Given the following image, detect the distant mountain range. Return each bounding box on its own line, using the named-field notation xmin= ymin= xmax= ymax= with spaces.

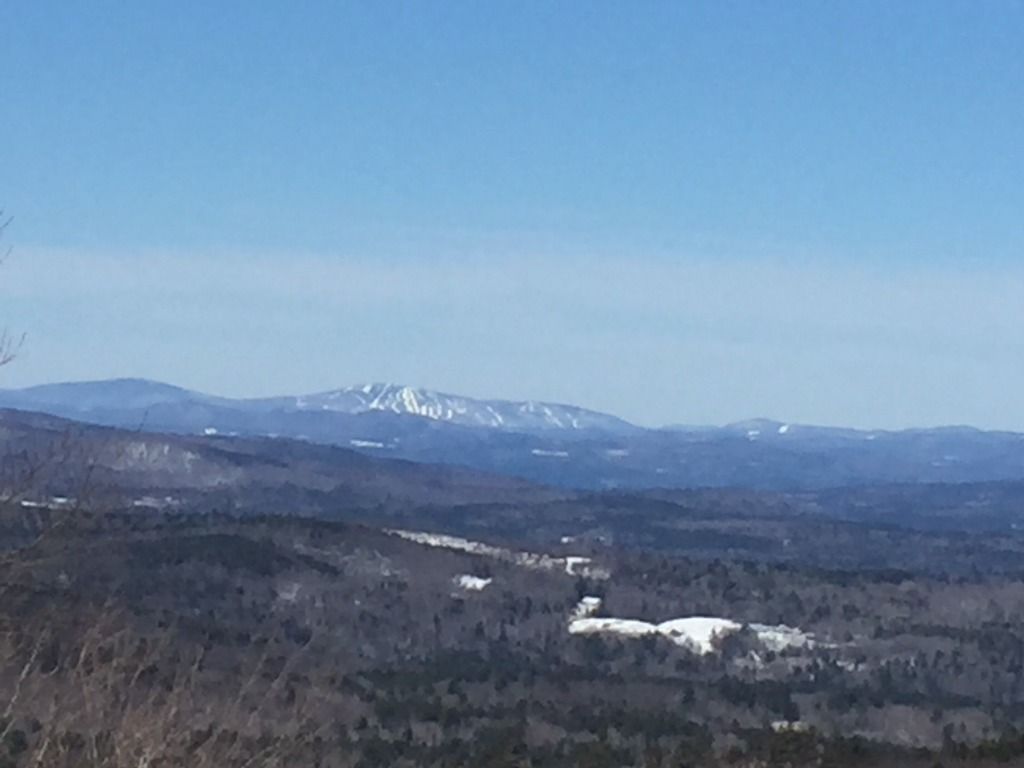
xmin=3 ymin=377 xmax=1024 ymax=490
xmin=0 ymin=379 xmax=635 ymax=433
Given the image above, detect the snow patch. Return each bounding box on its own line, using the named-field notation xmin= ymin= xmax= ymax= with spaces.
xmin=748 ymin=623 xmax=815 ymax=652
xmin=658 ymin=618 xmax=742 ymax=653
xmin=350 ymin=439 xmax=386 ymax=449
xmin=387 ymin=529 xmax=610 ymax=579
xmin=569 ymin=614 xmax=814 ymax=655
xmin=455 ymin=574 xmax=492 ymax=591
xmin=564 ymin=556 xmax=592 ymax=575
xmin=570 ymin=618 xmax=662 ymax=640
xmin=295 ymin=383 xmax=631 ymax=433
xmin=572 ymin=596 xmax=603 ymax=619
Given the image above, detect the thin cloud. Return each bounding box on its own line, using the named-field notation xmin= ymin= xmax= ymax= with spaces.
xmin=5 ymin=247 xmax=1024 ymax=430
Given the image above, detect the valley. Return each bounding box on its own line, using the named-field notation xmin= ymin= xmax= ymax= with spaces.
xmin=4 ymin=400 xmax=1024 ymax=765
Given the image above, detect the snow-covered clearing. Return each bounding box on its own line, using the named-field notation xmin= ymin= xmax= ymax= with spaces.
xmin=572 ymin=596 xmax=603 ymax=619
xmin=349 ymin=439 xmax=386 ymax=449
xmin=569 ymin=613 xmax=815 ymax=655
xmin=454 ymin=574 xmax=492 ymax=591
xmin=387 ymin=529 xmax=610 ymax=579
xmin=530 ymin=448 xmax=570 ymax=458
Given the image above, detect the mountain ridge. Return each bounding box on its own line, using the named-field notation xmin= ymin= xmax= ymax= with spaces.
xmin=6 ymin=378 xmax=1024 ymax=491
xmin=5 ymin=377 xmax=1020 ymax=436
xmin=0 ymin=377 xmax=638 ymax=434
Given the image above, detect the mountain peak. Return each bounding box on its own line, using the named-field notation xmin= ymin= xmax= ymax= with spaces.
xmin=2 ymin=377 xmax=204 ymax=411
xmin=292 ymin=383 xmax=636 ymax=433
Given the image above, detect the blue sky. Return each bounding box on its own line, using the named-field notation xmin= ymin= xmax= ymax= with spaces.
xmin=2 ymin=2 xmax=1023 ymax=428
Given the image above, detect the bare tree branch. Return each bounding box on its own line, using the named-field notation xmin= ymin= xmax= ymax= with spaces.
xmin=0 ymin=210 xmax=23 ymax=368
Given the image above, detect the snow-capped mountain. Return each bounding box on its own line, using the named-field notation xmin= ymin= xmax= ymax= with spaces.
xmin=6 ymin=378 xmax=1024 ymax=492
xmin=0 ymin=378 xmax=637 ymax=435
xmin=286 ymin=383 xmax=637 ymax=433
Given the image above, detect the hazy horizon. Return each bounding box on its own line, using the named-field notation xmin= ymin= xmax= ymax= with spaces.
xmin=1 ymin=362 xmax=1019 ymax=434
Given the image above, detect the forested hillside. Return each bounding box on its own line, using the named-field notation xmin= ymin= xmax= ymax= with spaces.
xmin=4 ymin=511 xmax=1024 ymax=766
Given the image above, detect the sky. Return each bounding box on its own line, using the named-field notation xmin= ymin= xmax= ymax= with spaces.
xmin=1 ymin=1 xmax=1023 ymax=429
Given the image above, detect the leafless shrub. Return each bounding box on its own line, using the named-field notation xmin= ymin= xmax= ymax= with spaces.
xmin=0 ymin=606 xmax=334 ymax=768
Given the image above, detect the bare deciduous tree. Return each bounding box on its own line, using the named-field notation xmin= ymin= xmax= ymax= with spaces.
xmin=0 ymin=211 xmax=23 ymax=367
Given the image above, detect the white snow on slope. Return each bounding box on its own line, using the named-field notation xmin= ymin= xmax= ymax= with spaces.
xmin=572 ymin=596 xmax=603 ymax=619
xmin=748 ymin=623 xmax=815 ymax=652
xmin=349 ymin=439 xmax=386 ymax=449
xmin=659 ymin=618 xmax=742 ymax=653
xmin=21 ymin=496 xmax=76 ymax=510
xmin=569 ymin=615 xmax=813 ymax=655
xmin=455 ymin=574 xmax=492 ymax=591
xmin=292 ymin=383 xmax=635 ymax=433
xmin=564 ymin=556 xmax=592 ymax=575
xmin=387 ymin=530 xmax=610 ymax=579
xmin=571 ymin=618 xmax=661 ymax=640
xmin=531 ymin=448 xmax=570 ymax=458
